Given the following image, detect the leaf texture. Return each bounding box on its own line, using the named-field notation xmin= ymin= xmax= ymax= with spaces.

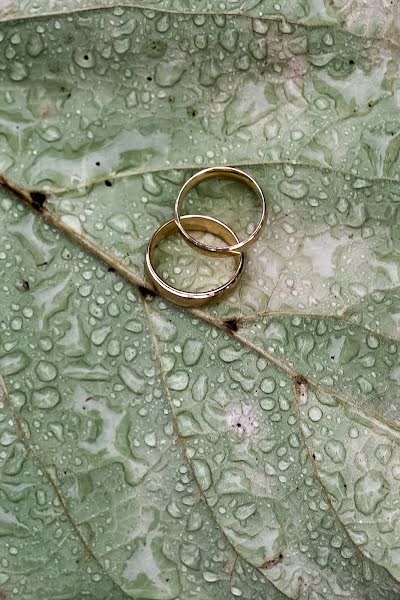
xmin=0 ymin=3 xmax=400 ymax=599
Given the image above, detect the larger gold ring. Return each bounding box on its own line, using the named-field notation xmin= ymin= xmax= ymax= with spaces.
xmin=145 ymin=214 xmax=244 ymax=308
xmin=175 ymin=166 xmax=267 ymax=255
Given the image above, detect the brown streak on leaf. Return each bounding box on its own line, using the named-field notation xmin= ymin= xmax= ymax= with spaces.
xmin=4 ymin=170 xmax=400 ymax=433
xmin=0 ymin=174 xmax=47 ymax=212
xmin=261 ymin=553 xmax=284 ymax=569
xmin=0 ymin=174 xmax=32 ymax=203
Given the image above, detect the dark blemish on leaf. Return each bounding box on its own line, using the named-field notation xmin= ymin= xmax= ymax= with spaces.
xmin=138 ymin=285 xmax=155 ymax=300
xmin=30 ymin=191 xmax=47 ymax=211
xmin=83 ymin=54 xmax=89 ymax=60
xmin=312 ymin=453 xmax=316 ymax=459
xmin=104 ymin=180 xmax=112 ymax=187
xmin=95 ymin=161 xmax=100 ymax=167
xmin=37 ymin=261 xmax=48 ymax=267
xmin=108 ymin=267 xmax=115 ymax=273
xmin=22 ymin=280 xmax=30 ymax=291
xmin=147 ymin=76 xmax=152 ymax=81
xmin=262 ymin=553 xmax=283 ymax=569
xmin=224 ymin=318 xmax=238 ymax=332
xmin=349 ymin=59 xmax=354 ymax=65
xmin=294 ymin=375 xmax=308 ymax=387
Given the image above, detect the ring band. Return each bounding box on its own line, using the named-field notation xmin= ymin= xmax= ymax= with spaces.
xmin=174 ymin=166 xmax=267 ymax=255
xmin=145 ymin=214 xmax=244 ymax=307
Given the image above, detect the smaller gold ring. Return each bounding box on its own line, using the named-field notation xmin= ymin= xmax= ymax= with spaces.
xmin=175 ymin=166 xmax=267 ymax=255
xmin=145 ymin=215 xmax=244 ymax=308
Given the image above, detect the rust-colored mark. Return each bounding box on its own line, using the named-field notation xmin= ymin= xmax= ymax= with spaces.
xmin=294 ymin=375 xmax=308 ymax=387
xmin=262 ymin=553 xmax=283 ymax=569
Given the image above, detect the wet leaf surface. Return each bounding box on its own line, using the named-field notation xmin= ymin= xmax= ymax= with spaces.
xmin=0 ymin=3 xmax=399 ymax=599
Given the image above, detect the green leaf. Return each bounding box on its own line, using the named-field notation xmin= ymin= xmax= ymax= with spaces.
xmin=0 ymin=4 xmax=399 ymax=599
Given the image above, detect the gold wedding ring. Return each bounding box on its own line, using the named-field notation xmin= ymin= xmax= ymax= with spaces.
xmin=174 ymin=166 xmax=267 ymax=255
xmin=145 ymin=214 xmax=244 ymax=308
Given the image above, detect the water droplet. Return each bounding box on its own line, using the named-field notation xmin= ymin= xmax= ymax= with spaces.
xmin=91 ymin=325 xmax=111 ymax=346
xmin=278 ymin=179 xmax=309 ymax=199
xmin=308 ymin=406 xmax=323 ymax=422
xmin=354 ymin=471 xmax=389 ymax=515
xmin=219 ymin=28 xmax=239 ymax=53
xmin=374 ymin=444 xmax=392 ymax=466
xmin=234 ymin=503 xmax=256 ymax=521
xmin=180 ymin=542 xmax=201 ymax=570
xmin=155 ymin=59 xmax=186 ymax=87
xmin=9 ymin=62 xmax=28 ymax=81
xmin=0 ymin=351 xmax=30 ymax=376
xmin=35 ymin=360 xmax=58 ymax=382
xmin=260 ymin=376 xmax=276 ymax=394
xmin=192 ymin=459 xmax=212 ymax=491
xmin=219 ymin=346 xmax=243 ymax=362
xmin=31 ymin=387 xmax=60 ymax=409
xmin=26 ymin=33 xmax=44 ymax=57
xmin=118 ymin=365 xmax=145 ymax=394
xmin=151 ymin=314 xmax=177 ymax=341
xmin=144 ymin=432 xmax=157 ymax=447
xmin=260 ymin=398 xmax=275 ymax=411
xmin=167 ymin=371 xmax=189 ymax=391
xmin=192 ymin=374 xmax=208 ymax=402
xmin=187 ymin=510 xmax=203 ymax=531
xmin=324 ymin=439 xmax=346 ymax=464
xmin=216 ymin=468 xmax=249 ymax=494
xmin=182 ymin=339 xmax=204 ymax=366
xmin=107 ymin=213 xmax=135 ymax=234
xmin=203 ymin=571 xmax=218 ymax=582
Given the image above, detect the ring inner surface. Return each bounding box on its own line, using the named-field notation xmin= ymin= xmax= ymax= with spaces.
xmin=151 ymin=216 xmax=241 ymax=294
xmin=178 ymin=172 xmax=262 ymax=244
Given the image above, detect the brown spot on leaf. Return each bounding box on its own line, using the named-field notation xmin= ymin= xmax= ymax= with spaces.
xmin=138 ymin=285 xmax=155 ymax=300
xmin=223 ymin=318 xmax=238 ymax=332
xmin=294 ymin=374 xmax=308 ymax=387
xmin=262 ymin=553 xmax=283 ymax=569
xmin=30 ymin=191 xmax=47 ymax=211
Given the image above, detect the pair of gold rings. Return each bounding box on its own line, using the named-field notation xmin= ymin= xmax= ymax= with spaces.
xmin=145 ymin=166 xmax=267 ymax=307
